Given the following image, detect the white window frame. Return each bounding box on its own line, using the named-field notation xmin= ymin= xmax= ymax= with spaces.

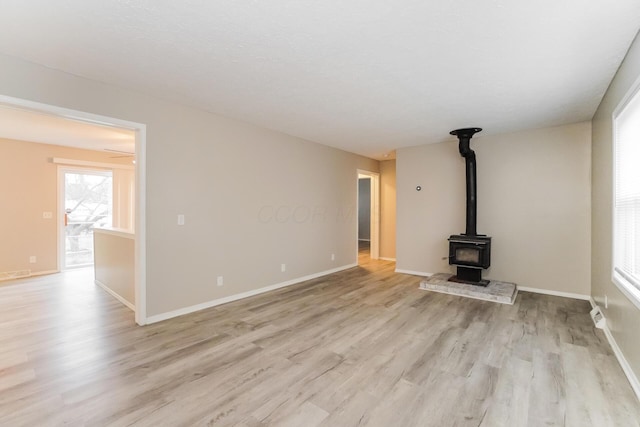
xmin=612 ymin=75 xmax=640 ymax=310
xmin=58 ymin=166 xmax=114 ymax=270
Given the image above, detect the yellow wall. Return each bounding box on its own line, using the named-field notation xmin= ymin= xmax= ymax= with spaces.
xmin=0 ymin=137 xmax=131 ymax=274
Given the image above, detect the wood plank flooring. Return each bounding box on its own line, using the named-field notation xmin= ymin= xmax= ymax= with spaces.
xmin=1 ymin=261 xmax=639 ymax=426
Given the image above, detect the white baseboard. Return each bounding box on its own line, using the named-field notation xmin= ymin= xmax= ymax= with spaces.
xmin=30 ymin=269 xmax=59 ymax=278
xmin=95 ymin=279 xmax=135 ymax=312
xmin=395 ymin=269 xmax=433 ymax=277
xmin=379 ymin=257 xmax=396 ymax=262
xmin=146 ymin=263 xmax=358 ymax=324
xmin=392 ymin=274 xmax=590 ymax=301
xmin=0 ymin=269 xmax=58 ymax=282
xmin=589 ymin=298 xmax=640 ymax=401
xmin=517 ymin=286 xmax=590 ymax=301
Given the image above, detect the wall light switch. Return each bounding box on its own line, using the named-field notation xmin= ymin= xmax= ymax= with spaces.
xmin=177 ymin=214 xmax=185 ymax=226
xmin=42 ymin=212 xmax=53 ymax=219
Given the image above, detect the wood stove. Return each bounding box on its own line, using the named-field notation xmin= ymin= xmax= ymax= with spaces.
xmin=448 ymin=128 xmax=492 ymax=286
xmin=448 ymin=235 xmax=491 ymax=284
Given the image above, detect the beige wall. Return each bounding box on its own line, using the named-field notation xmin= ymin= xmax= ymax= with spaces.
xmin=0 ymin=54 xmax=378 ymax=317
xmin=380 ymin=160 xmax=396 ymax=259
xmin=396 ymin=122 xmax=592 ymax=295
xmin=0 ymin=137 xmax=130 ymax=274
xmin=592 ymin=31 xmax=640 ymax=381
xmin=94 ymin=229 xmax=135 ymax=307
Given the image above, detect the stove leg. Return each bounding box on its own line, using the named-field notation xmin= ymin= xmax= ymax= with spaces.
xmin=456 ymin=267 xmax=482 ymax=283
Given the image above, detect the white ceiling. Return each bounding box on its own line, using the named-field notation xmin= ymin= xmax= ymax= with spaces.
xmin=0 ymin=105 xmax=135 ymax=153
xmin=0 ymin=1 xmax=639 ymax=159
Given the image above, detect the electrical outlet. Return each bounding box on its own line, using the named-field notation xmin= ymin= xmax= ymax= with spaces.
xmin=217 ymin=276 xmax=223 ymax=287
xmin=177 ymin=214 xmax=185 ymax=226
xmin=331 ymin=253 xmax=335 ymax=261
xmin=605 ymin=295 xmax=608 ymax=309
xmin=29 ymin=256 xmax=36 ymax=264
xmin=42 ymin=211 xmax=53 ymax=219
xmin=281 ymin=264 xmax=286 ymax=272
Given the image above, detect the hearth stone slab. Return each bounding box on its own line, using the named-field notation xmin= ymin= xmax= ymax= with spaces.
xmin=419 ymin=273 xmax=517 ymax=305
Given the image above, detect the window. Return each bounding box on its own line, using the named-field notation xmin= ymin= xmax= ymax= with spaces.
xmin=62 ymin=169 xmax=113 ymax=268
xmin=613 ymin=80 xmax=640 ymax=307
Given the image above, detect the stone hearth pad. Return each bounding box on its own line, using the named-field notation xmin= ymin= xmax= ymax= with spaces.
xmin=419 ymin=273 xmax=517 ymax=305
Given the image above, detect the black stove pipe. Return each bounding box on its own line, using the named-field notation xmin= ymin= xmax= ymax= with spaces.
xmin=449 ymin=127 xmax=482 ymax=236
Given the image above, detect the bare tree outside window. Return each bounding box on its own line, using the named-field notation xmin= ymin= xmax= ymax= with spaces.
xmin=64 ymin=172 xmax=112 ymax=267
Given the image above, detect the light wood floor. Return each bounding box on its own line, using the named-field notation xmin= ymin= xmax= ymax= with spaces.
xmin=358 ymin=240 xmax=370 ymax=260
xmin=1 ymin=262 xmax=639 ymax=426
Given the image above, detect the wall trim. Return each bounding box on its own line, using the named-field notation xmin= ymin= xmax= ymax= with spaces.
xmin=611 ymin=73 xmax=640 ymax=314
xmin=589 ymin=299 xmax=640 ymax=401
xmin=93 ymin=227 xmax=135 ymax=240
xmin=517 ymin=286 xmax=590 ymax=301
xmin=379 ymin=257 xmax=396 ymax=262
xmin=145 ymin=263 xmax=358 ymax=324
xmin=95 ymin=279 xmax=135 ymax=311
xmin=53 ymin=157 xmax=134 ymax=170
xmin=391 ymin=275 xmax=591 ymax=301
xmin=357 ymin=169 xmax=380 ymax=260
xmin=30 ymin=269 xmax=59 ymax=278
xmin=0 ymin=269 xmax=58 ymax=282
xmin=395 ymin=269 xmax=433 ymax=277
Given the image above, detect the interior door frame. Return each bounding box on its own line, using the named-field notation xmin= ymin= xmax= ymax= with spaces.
xmin=357 ymin=169 xmax=380 ymax=261
xmin=0 ymin=94 xmax=148 ymax=325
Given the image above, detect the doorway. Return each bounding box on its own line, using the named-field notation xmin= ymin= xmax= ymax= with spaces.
xmin=357 ymin=170 xmax=380 ymax=264
xmin=0 ymin=94 xmax=147 ymax=325
xmin=60 ymin=168 xmax=113 ymax=269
